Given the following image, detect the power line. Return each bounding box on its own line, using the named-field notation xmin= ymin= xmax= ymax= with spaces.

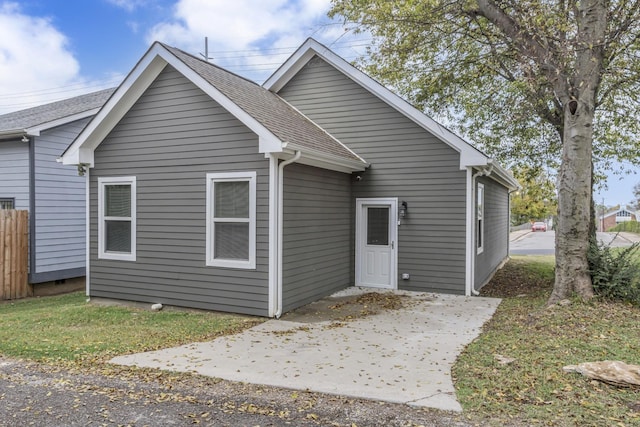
xmin=0 ymin=38 xmax=373 ymax=107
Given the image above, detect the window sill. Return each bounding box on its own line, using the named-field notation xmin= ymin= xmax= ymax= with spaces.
xmin=207 ymin=259 xmax=255 ymax=269
xmin=99 ymin=252 xmax=136 ymax=262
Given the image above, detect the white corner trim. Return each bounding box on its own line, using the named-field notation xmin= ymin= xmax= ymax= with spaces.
xmin=465 ymin=168 xmax=474 ymax=297
xmin=97 ymin=176 xmax=137 ymax=262
xmin=267 ymin=155 xmax=279 ymax=317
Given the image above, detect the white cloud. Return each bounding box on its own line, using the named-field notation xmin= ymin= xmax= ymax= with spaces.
xmin=0 ymin=2 xmax=115 ymax=114
xmin=146 ymin=0 xmax=354 ymax=82
xmin=105 ymin=0 xmax=149 ymax=12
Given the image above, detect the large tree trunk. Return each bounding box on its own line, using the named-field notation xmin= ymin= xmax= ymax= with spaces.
xmin=549 ymin=105 xmax=595 ymax=304
xmin=547 ymin=0 xmax=605 ymax=305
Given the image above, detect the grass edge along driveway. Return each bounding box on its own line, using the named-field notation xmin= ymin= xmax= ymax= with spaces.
xmin=454 ymin=256 xmax=640 ymax=426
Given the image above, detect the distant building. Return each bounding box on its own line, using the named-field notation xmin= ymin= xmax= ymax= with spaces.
xmin=599 ymin=206 xmax=638 ymax=231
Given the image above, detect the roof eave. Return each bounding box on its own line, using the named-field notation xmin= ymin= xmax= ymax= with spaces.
xmin=279 ymin=144 xmax=368 ymax=174
xmin=26 ymin=108 xmax=101 ymax=137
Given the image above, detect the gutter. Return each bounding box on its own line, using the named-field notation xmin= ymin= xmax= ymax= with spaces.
xmin=274 ymin=150 xmax=301 ymax=318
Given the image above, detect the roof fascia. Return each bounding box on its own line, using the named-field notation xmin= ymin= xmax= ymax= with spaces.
xmin=62 ymin=43 xmax=282 ymax=166
xmin=61 ymin=44 xmax=169 ymax=165
xmin=264 ymin=38 xmax=489 ymax=170
xmin=488 ymin=162 xmax=520 ymax=191
xmin=25 ymin=108 xmax=101 ymax=136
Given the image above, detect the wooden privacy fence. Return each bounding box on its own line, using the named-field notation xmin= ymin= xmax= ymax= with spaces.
xmin=0 ymin=210 xmax=31 ymax=300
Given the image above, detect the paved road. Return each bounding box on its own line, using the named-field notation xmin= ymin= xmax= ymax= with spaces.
xmin=510 ymin=231 xmax=635 ymax=256
xmin=510 ymin=230 xmax=555 ymax=255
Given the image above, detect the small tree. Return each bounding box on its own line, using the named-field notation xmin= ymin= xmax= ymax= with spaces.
xmin=511 ymin=166 xmax=557 ymax=225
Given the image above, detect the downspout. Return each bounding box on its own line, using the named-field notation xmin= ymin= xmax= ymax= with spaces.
xmin=85 ymin=168 xmax=90 ymax=297
xmin=470 ymin=163 xmax=494 ymax=296
xmin=275 ymin=150 xmax=301 ymax=318
xmin=27 ymin=135 xmax=36 ymax=283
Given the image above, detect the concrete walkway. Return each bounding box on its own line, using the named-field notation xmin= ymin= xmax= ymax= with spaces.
xmin=110 ymin=288 xmax=500 ymax=412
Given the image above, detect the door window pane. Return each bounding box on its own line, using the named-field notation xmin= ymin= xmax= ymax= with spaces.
xmin=367 ymin=207 xmax=389 ymax=245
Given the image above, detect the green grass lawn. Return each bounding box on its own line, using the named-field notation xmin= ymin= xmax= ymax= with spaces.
xmin=455 ymin=256 xmax=640 ymax=426
xmin=0 ymin=293 xmax=260 ymax=365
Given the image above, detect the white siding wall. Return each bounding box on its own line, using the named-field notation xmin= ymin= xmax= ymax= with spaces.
xmin=0 ymin=140 xmax=29 ymax=210
xmin=33 ymin=119 xmax=89 ymax=275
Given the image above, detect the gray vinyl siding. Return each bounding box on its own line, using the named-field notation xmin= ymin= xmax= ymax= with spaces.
xmin=282 ymin=163 xmax=352 ymax=312
xmin=278 ymin=56 xmax=467 ymax=294
xmin=90 ymin=65 xmax=270 ymax=316
xmin=33 ymin=119 xmax=89 ymax=276
xmin=0 ymin=140 xmax=29 ymax=210
xmin=474 ymin=176 xmax=509 ymax=289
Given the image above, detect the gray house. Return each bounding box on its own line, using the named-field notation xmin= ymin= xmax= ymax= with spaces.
xmin=0 ymin=88 xmax=114 ymax=283
xmin=61 ymin=39 xmax=518 ymax=317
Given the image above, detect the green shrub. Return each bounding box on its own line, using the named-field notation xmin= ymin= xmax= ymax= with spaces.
xmin=608 ymin=220 xmax=640 ymax=233
xmin=587 ymin=237 xmax=640 ymax=305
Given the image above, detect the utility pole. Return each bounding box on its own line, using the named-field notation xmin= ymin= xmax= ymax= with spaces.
xmin=200 ymin=37 xmax=213 ymax=62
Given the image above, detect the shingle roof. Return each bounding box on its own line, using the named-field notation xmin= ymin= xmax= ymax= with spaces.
xmin=0 ymin=88 xmax=115 ymax=132
xmin=162 ymin=44 xmax=365 ymax=164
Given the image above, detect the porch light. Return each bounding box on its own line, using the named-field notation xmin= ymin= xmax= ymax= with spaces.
xmin=400 ymin=201 xmax=408 ymax=218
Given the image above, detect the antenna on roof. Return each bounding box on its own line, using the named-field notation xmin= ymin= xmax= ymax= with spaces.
xmin=200 ymin=37 xmax=213 ymax=62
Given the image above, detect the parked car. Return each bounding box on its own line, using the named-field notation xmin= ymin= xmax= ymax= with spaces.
xmin=531 ymin=221 xmax=547 ymax=232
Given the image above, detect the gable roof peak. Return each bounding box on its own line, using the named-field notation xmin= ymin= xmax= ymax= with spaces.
xmin=61 ymin=39 xmax=367 ymax=172
xmin=264 ymin=38 xmax=519 ymax=190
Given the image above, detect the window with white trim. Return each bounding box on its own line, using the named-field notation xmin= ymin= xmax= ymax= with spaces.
xmin=206 ymin=172 xmax=256 ymax=269
xmin=98 ymin=177 xmax=136 ymax=261
xmin=477 ymin=183 xmax=485 ymax=254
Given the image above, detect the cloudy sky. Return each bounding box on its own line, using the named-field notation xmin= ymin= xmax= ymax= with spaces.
xmin=0 ymin=0 xmax=636 ymax=204
xmin=0 ymin=0 xmax=367 ymax=113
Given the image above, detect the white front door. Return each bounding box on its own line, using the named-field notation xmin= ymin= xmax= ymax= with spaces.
xmin=355 ymin=198 xmax=397 ymax=289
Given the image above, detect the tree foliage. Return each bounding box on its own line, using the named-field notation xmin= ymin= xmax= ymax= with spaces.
xmin=330 ymin=0 xmax=640 ymax=303
xmin=510 ymin=166 xmax=557 ymax=225
xmin=634 ymin=183 xmax=640 ymax=209
xmin=329 ymin=0 xmax=640 ymax=174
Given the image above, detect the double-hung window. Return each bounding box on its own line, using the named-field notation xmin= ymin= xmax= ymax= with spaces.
xmin=98 ymin=177 xmax=136 ymax=261
xmin=206 ymin=172 xmax=256 ymax=269
xmin=477 ymin=183 xmax=485 ymax=254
